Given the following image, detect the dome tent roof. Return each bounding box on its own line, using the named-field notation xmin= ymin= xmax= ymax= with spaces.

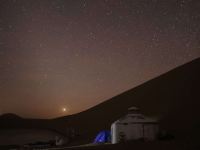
xmin=112 ymin=107 xmax=158 ymax=125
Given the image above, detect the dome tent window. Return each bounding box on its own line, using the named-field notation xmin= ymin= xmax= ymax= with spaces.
xmin=118 ymin=132 xmax=126 ymax=142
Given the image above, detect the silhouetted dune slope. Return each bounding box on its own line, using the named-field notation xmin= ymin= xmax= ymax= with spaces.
xmin=0 ymin=113 xmax=67 ymax=134
xmin=59 ymin=58 xmax=200 ymax=142
xmin=0 ymin=113 xmax=22 ymax=120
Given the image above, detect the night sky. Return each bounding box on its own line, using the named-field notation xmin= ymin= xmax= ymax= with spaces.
xmin=0 ymin=0 xmax=199 ymax=118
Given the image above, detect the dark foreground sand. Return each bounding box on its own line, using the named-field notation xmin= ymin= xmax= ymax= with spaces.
xmin=45 ymin=140 xmax=199 ymax=150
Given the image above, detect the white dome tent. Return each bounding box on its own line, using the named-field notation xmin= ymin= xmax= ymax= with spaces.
xmin=111 ymin=107 xmax=159 ymax=144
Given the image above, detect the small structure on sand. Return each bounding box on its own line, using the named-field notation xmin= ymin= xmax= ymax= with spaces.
xmin=111 ymin=107 xmax=159 ymax=144
xmin=55 ymin=135 xmax=69 ymax=146
xmin=93 ymin=130 xmax=111 ymax=144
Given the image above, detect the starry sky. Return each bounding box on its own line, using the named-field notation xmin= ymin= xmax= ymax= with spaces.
xmin=0 ymin=0 xmax=199 ymax=118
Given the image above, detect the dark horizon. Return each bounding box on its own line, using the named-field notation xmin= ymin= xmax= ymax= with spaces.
xmin=0 ymin=0 xmax=200 ymax=118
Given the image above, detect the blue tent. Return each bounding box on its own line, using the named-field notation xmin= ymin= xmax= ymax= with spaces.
xmin=93 ymin=130 xmax=111 ymax=143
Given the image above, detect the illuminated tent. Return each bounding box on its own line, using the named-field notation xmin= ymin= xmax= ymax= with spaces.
xmin=93 ymin=130 xmax=111 ymax=143
xmin=111 ymin=107 xmax=159 ymax=144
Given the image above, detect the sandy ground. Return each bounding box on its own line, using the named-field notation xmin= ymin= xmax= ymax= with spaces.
xmin=43 ymin=140 xmax=200 ymax=150
xmin=0 ymin=129 xmax=60 ymax=145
